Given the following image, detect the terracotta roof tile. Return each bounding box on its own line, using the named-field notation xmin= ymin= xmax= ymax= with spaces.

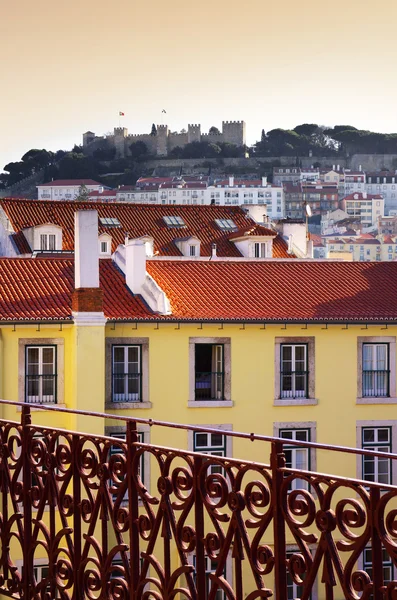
xmin=144 ymin=260 xmax=397 ymax=322
xmin=0 ymin=199 xmax=291 ymax=258
xmin=0 ymin=259 xmax=149 ymax=321
xmin=1 ymin=258 xmax=397 ymax=323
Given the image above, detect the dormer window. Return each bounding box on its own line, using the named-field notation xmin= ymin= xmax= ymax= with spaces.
xmin=163 ymin=215 xmax=186 ymax=227
xmin=100 ymin=241 xmax=109 ymax=254
xmin=189 ymin=245 xmax=198 ymax=257
xmin=100 ymin=217 xmax=121 ymax=227
xmin=40 ymin=234 xmax=56 ymax=251
xmin=215 ymin=218 xmax=238 ymax=231
xmin=253 ymin=242 xmax=267 ymax=258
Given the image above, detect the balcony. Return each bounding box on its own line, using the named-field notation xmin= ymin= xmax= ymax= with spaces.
xmin=1 ymin=400 xmax=397 ymax=599
xmin=195 ymin=371 xmax=224 ymax=400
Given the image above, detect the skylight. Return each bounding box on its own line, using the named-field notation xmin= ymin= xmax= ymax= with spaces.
xmin=215 ymin=218 xmax=238 ymax=231
xmin=163 ymin=215 xmax=186 ymax=227
xmin=99 ymin=217 xmax=121 ymax=227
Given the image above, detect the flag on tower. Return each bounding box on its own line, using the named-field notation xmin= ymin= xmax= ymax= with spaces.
xmin=162 ymin=109 xmax=166 ymax=114
xmin=119 ymin=111 xmax=125 ymax=116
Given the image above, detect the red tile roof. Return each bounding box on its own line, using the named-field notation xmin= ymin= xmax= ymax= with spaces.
xmin=1 ymin=258 xmax=397 ymax=323
xmin=144 ymin=260 xmax=397 ymax=322
xmin=0 ymin=259 xmax=149 ymax=321
xmin=88 ymin=190 xmax=117 ymax=197
xmin=38 ymin=179 xmax=102 ymax=187
xmin=0 ymin=199 xmax=291 ymax=258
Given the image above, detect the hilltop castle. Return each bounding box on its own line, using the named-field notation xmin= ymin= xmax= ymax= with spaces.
xmin=82 ymin=122 xmax=246 ymax=158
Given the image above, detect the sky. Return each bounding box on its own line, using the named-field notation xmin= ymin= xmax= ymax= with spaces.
xmin=1 ymin=0 xmax=397 ymax=172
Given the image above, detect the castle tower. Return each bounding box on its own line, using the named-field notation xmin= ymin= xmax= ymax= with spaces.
xmin=188 ymin=124 xmax=201 ymax=144
xmin=156 ymin=125 xmax=169 ymax=156
xmin=114 ymin=127 xmax=128 ymax=158
xmin=222 ymin=121 xmax=246 ymax=146
xmin=83 ymin=131 xmax=96 ymax=147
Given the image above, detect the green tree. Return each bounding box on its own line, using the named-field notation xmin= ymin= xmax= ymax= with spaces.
xmin=129 ymin=141 xmax=148 ymax=160
xmin=76 ymin=184 xmax=90 ymax=200
xmin=293 ymin=124 xmax=319 ymax=137
xmin=151 ymin=123 xmax=157 ymax=136
xmin=209 ymin=126 xmax=221 ymax=135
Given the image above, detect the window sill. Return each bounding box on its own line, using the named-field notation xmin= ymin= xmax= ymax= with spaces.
xmin=105 ymin=401 xmax=152 ymax=410
xmin=357 ymin=397 xmax=397 ymax=404
xmin=273 ymin=398 xmax=318 ymax=406
xmin=17 ymin=403 xmax=66 ymax=412
xmin=188 ymin=400 xmax=233 ymax=408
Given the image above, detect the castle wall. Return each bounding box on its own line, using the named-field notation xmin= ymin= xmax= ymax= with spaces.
xmin=201 ymin=133 xmax=224 ymax=145
xmin=168 ymin=133 xmax=189 ymax=151
xmin=125 ymin=134 xmax=157 ymax=156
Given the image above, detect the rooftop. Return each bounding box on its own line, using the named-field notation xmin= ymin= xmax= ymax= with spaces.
xmin=0 ymin=199 xmax=291 ymax=258
xmin=1 ymin=257 xmax=397 ymax=323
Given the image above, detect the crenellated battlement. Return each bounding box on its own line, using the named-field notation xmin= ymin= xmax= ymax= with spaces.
xmin=84 ymin=120 xmax=245 ymax=157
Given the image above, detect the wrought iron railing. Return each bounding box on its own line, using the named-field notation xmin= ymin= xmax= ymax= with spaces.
xmin=280 ymin=370 xmax=309 ymax=398
xmin=25 ymin=374 xmax=57 ymax=404
xmin=362 ymin=369 xmax=390 ymax=397
xmin=1 ymin=400 xmax=397 ymax=598
xmin=195 ymin=371 xmax=224 ymax=400
xmin=112 ymin=373 xmax=142 ymax=402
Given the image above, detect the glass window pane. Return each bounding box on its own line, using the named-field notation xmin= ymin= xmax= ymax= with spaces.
xmin=378 ymin=429 xmax=390 ymax=443
xmin=195 ymin=433 xmax=208 ymax=448
xmin=211 ymin=433 xmax=224 ymax=447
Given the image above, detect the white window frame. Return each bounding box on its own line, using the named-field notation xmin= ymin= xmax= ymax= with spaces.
xmin=40 ymin=234 xmax=56 ymax=251
xmin=25 ymin=346 xmax=56 ymax=404
xmin=274 ymin=422 xmax=316 ymax=492
xmin=189 ymin=424 xmax=232 ymax=476
xmin=357 ymin=337 xmax=396 ymax=403
xmin=356 ymin=421 xmax=397 ymax=485
xmin=18 ymin=339 xmax=65 ymax=408
xmin=274 ymin=338 xmax=316 ymax=406
xmin=361 ymin=426 xmax=391 ymax=486
xmin=105 ymin=338 xmax=151 ymax=409
xmin=112 ymin=345 xmax=141 ymax=403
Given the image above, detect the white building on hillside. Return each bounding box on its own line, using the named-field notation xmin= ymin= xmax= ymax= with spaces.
xmin=207 ymin=177 xmax=285 ymax=218
xmin=341 ymin=193 xmax=384 ymax=227
xmin=37 ymin=179 xmax=103 ymax=200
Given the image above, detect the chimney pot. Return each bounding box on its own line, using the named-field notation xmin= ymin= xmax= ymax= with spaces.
xmin=211 ymin=243 xmax=217 ymax=258
xmin=74 ymin=210 xmax=100 ymax=289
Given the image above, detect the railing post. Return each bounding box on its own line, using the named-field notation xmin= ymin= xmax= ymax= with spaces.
xmin=194 ymin=455 xmax=205 ymax=600
xmin=21 ymin=405 xmax=32 ymax=600
xmin=370 ymin=486 xmax=383 ymax=600
xmin=271 ymin=440 xmax=287 ymax=600
xmin=72 ymin=433 xmax=82 ymax=600
xmin=127 ymin=421 xmax=140 ymax=600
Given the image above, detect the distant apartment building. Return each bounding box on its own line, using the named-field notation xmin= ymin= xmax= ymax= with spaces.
xmin=378 ymin=215 xmax=397 ymax=235
xmin=283 ymin=183 xmax=303 ymax=219
xmin=207 ymin=177 xmax=285 ymax=218
xmin=302 ymin=183 xmax=339 ymax=214
xmin=325 ymin=233 xmax=397 ymax=262
xmin=272 ymin=167 xmax=302 ymax=186
xmin=342 ymin=169 xmax=366 ymax=196
xmin=366 ymin=171 xmax=397 ymax=214
xmin=37 ymin=179 xmax=103 ymax=200
xmin=341 ymin=193 xmax=384 ymax=227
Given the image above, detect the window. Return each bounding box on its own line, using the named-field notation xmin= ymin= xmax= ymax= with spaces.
xmin=163 ymin=215 xmax=186 ymax=227
xmin=275 ymin=338 xmax=315 ymax=405
xmin=100 ymin=241 xmax=109 ymax=254
xmin=362 ymin=427 xmax=391 ymax=485
xmin=280 ymin=429 xmax=310 ymax=490
xmin=362 ymin=344 xmax=389 ymax=398
xmin=189 ymin=245 xmax=197 ymax=257
xmin=193 ymin=431 xmax=226 ymax=474
xmin=195 ymin=344 xmax=224 ymax=400
xmin=214 ymin=218 xmax=237 ymax=231
xmin=193 ymin=555 xmax=226 ymax=600
xmin=40 ymin=234 xmax=56 ymax=251
xmin=253 ymin=242 xmax=267 ymax=258
xmin=280 ymin=344 xmax=308 ymax=399
xmin=112 ymin=345 xmax=141 ymax=402
xmin=189 ymin=338 xmax=231 ymax=405
xmin=363 ymin=547 xmax=394 ymax=586
xmin=25 ymin=346 xmax=56 ymax=404
xmin=99 ymin=217 xmax=121 ymax=227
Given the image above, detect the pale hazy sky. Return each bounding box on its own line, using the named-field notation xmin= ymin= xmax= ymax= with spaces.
xmin=2 ymin=0 xmax=397 ymax=172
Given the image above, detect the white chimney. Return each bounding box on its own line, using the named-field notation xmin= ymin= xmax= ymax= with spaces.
xmin=229 ymin=176 xmax=234 ymax=187
xmin=337 ymin=164 xmax=340 ymax=171
xmin=211 ymin=243 xmax=217 ymax=258
xmin=75 ymin=210 xmax=100 ymax=289
xmin=359 ymin=165 xmax=362 ymax=171
xmin=261 ymin=176 xmax=267 ymax=186
xmin=125 ymin=239 xmax=147 ymax=294
xmin=333 ymin=164 xmax=336 ymax=171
